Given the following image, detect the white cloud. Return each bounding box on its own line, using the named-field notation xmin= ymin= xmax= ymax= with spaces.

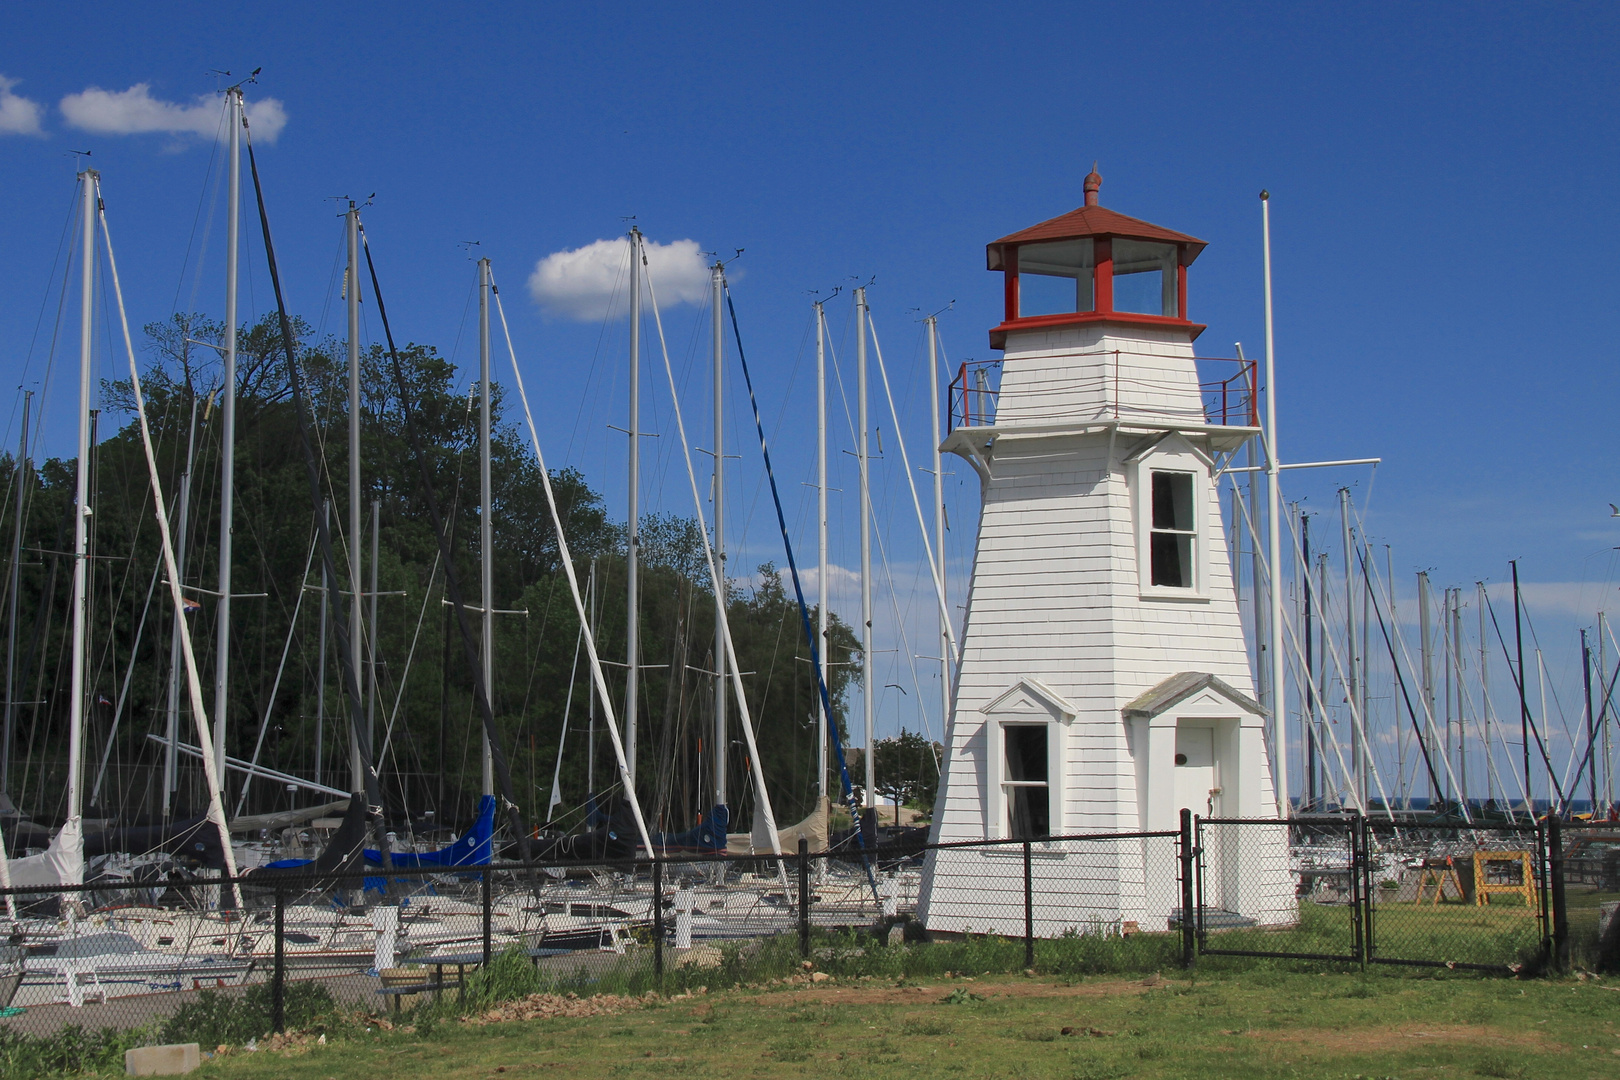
xmin=528 ymin=236 xmax=711 ymax=320
xmin=1486 ymin=580 xmax=1612 ymax=621
xmin=784 ymin=563 xmax=863 ymax=599
xmin=60 ymin=84 xmax=287 ymax=143
xmin=0 ymin=75 xmax=44 ymax=136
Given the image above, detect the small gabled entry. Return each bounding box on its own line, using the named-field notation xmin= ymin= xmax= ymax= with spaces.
xmin=1123 ymin=672 xmax=1268 ymax=832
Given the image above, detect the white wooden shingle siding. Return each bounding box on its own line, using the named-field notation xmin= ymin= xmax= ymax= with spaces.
xmin=917 ymin=320 xmax=1294 ymax=935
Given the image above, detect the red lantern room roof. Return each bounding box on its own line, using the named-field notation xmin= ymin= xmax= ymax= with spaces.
xmin=987 ymin=176 xmax=1206 ymax=271
xmin=986 ymin=166 xmax=1208 ymax=349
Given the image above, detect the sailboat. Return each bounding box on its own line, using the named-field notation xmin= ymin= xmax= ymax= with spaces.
xmin=4 ymin=168 xmax=99 ymax=895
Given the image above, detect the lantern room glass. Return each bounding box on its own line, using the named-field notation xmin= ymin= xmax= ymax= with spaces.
xmin=1112 ymin=238 xmax=1178 ymax=318
xmin=1016 ymin=239 xmax=1094 ymax=317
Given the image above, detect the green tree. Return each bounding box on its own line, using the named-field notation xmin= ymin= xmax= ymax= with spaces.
xmin=872 ymin=729 xmax=941 ymax=822
xmin=1 ymin=307 xmax=857 ymax=847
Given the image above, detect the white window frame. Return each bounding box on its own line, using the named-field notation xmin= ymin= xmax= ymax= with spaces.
xmin=982 ymin=679 xmax=1075 ymax=841
xmin=1131 ymin=442 xmax=1210 ymax=602
xmin=998 ymin=722 xmax=1054 ymax=840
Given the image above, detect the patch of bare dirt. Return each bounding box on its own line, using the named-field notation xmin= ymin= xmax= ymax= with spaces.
xmin=464 ymin=992 xmax=641 ymax=1025
xmin=747 ymin=975 xmax=1177 ymax=1007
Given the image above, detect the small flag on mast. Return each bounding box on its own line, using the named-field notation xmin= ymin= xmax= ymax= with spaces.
xmin=181 ymin=596 xmax=202 ymax=613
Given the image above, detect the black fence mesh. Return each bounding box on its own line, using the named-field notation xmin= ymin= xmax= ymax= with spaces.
xmin=1363 ymin=819 xmax=1547 ymax=971
xmin=0 ymin=816 xmax=1588 ymax=1054
xmin=1197 ymin=816 xmax=1359 ymax=962
xmin=1557 ymin=820 xmax=1620 ymax=971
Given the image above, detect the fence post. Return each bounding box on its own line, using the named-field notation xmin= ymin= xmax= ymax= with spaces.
xmin=798 ymin=837 xmax=811 ymax=959
xmin=1350 ymin=813 xmax=1367 ymax=969
xmin=1023 ymin=839 xmax=1034 ymax=970
xmin=272 ymin=883 xmax=285 ymax=1034
xmin=652 ymin=855 xmax=665 ymax=984
xmin=1363 ymin=815 xmax=1376 ymax=969
xmin=481 ymin=866 xmax=493 ymax=970
xmin=1179 ymin=808 xmax=1196 ymax=968
xmin=1548 ymin=816 xmax=1569 ymax=972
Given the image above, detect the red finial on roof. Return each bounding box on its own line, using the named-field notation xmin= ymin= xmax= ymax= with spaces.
xmin=1083 ymin=162 xmax=1102 ymax=207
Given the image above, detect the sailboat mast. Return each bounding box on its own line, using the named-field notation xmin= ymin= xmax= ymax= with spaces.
xmin=1601 ymin=611 xmax=1612 ymax=813
xmin=1260 ymin=191 xmax=1288 ymax=817
xmin=346 ymin=202 xmax=363 ymax=795
xmin=316 ymin=499 xmax=329 ymax=788
xmin=1233 ymin=343 xmax=1267 ymax=722
xmin=2 ymin=390 xmax=30 ymax=797
xmin=67 ymin=170 xmax=97 ymax=833
xmin=815 ymin=302 xmax=829 ymax=804
xmin=927 ymin=316 xmax=948 ymax=765
xmin=1418 ymin=571 xmax=1434 ymax=803
xmin=478 ymin=257 xmax=495 ymax=797
xmin=1458 ymin=589 xmax=1467 ymax=804
xmin=164 ymin=396 xmax=199 ymax=818
xmin=1360 ymin=540 xmax=1371 ymax=796
xmin=856 ymin=286 xmax=874 ymax=819
xmin=368 ymin=498 xmax=380 ymax=781
xmin=1301 ymin=513 xmax=1314 ymax=808
xmin=213 ymin=87 xmax=241 ymax=783
xmin=625 ymin=228 xmax=641 ymax=786
xmin=1511 ymin=560 xmax=1529 ymax=813
xmin=1478 ymin=581 xmax=1492 ymax=810
xmin=587 ymin=558 xmax=597 ymax=797
xmin=1315 ymin=552 xmax=1327 ymax=804
xmin=1442 ymin=587 xmax=1453 ymax=804
xmin=1339 ymin=487 xmax=1359 ymax=806
xmin=711 ymin=261 xmax=727 ymax=809
xmin=1583 ymin=630 xmax=1595 ymax=814
xmin=1249 ymin=433 xmax=1267 ymax=707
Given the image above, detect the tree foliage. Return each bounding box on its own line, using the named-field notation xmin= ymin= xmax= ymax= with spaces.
xmin=0 ymin=312 xmax=857 ymax=838
xmin=871 ymin=729 xmax=941 ymax=816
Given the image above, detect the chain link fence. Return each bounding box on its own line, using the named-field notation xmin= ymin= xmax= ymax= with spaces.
xmin=0 ymin=815 xmax=1592 ymax=1056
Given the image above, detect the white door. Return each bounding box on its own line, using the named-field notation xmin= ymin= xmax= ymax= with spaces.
xmin=1174 ymin=725 xmax=1219 ymax=818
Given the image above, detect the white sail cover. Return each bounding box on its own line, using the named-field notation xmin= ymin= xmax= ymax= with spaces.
xmin=6 ymin=817 xmax=84 ymax=888
xmin=726 ymin=798 xmax=828 ymax=856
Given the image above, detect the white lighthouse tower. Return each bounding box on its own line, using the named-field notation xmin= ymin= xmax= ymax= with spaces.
xmin=917 ymin=170 xmax=1294 ymax=936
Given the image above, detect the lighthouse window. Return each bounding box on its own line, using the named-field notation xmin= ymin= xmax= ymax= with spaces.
xmin=1003 ymin=724 xmax=1050 ymax=839
xmin=1150 ymin=471 xmax=1196 ymax=589
xmin=1015 ymin=239 xmax=1094 ymax=317
xmin=1113 ymin=239 xmax=1178 ymax=318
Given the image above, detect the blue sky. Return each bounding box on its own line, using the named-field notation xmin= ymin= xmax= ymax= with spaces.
xmin=1 ymin=3 xmax=1617 ymax=796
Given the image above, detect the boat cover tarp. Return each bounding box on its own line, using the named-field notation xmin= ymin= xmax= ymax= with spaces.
xmin=364 ymin=795 xmax=494 ymax=868
xmin=253 ymin=793 xmax=373 ymax=890
xmin=524 ymin=800 xmax=644 ymax=862
xmin=6 ymin=818 xmax=84 ymax=888
xmin=727 ymin=797 xmax=827 ymax=855
xmin=652 ymin=805 xmax=728 ymax=854
xmin=84 ymin=815 xmax=227 ymax=869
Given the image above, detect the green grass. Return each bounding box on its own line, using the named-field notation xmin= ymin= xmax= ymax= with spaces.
xmin=1195 ymin=898 xmax=1550 ymax=969
xmin=1565 ymin=887 xmax=1620 ymax=970
xmin=3 ymin=897 xmax=1605 ymax=1078
xmin=199 ymin=969 xmax=1614 ymax=1080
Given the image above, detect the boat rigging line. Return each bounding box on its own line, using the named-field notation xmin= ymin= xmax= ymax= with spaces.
xmin=243 ymin=131 xmax=394 ymax=877
xmin=357 ymin=228 xmax=531 ymax=865
xmin=487 ymin=268 xmax=655 ymax=855
xmin=865 ymin=310 xmax=959 ymax=673
xmin=722 ymin=283 xmax=874 ymax=892
xmin=641 ymin=249 xmax=785 ymax=868
xmin=99 ymin=173 xmax=245 ymax=909
xmin=1481 ymin=574 xmax=1564 ymax=811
